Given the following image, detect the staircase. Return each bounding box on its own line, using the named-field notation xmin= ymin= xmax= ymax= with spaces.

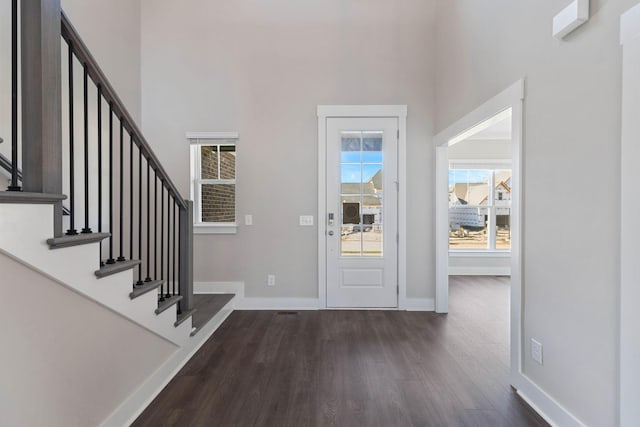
xmin=0 ymin=202 xmax=193 ymax=345
xmin=0 ymin=1 xmax=234 ymax=425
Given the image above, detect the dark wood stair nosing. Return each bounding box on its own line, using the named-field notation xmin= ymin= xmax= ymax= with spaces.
xmin=129 ymin=280 xmax=164 ymax=300
xmin=95 ymin=259 xmax=141 ymax=278
xmin=47 ymin=232 xmax=110 ymax=249
xmin=174 ymin=308 xmax=197 ymax=327
xmin=0 ymin=192 xmax=67 ymax=204
xmin=155 ymin=295 xmax=183 ymax=315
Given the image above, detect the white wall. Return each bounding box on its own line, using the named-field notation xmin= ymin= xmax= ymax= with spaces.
xmin=0 ymin=0 xmax=142 ymax=178
xmin=140 ymin=0 xmax=437 ymax=300
xmin=0 ymin=2 xmax=15 ymax=162
xmin=0 ymin=252 xmax=177 ymax=427
xmin=61 ymin=0 xmax=142 ymax=123
xmin=436 ymin=1 xmax=631 ymax=425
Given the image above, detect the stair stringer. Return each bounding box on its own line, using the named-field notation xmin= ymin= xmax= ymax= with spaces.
xmin=0 ymin=203 xmax=192 ymax=346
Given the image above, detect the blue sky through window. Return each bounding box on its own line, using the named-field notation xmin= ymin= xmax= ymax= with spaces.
xmin=341 ymin=134 xmax=383 ymax=183
xmin=342 ymin=164 xmax=382 ymax=183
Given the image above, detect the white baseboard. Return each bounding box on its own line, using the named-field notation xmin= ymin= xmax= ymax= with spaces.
xmin=194 ymin=282 xmax=433 ymax=311
xmin=194 ymin=281 xmax=244 ymax=297
xmin=194 ymin=282 xmax=319 ymax=310
xmin=403 ymin=298 xmax=435 ymax=311
xmin=514 ymin=373 xmax=586 ymax=427
xmin=448 ymin=267 xmax=511 ymax=276
xmin=100 ymin=304 xmax=234 ymax=427
xmin=237 ymin=297 xmax=320 ymax=310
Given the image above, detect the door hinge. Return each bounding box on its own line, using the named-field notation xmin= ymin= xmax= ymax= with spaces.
xmin=396 ymin=233 xmax=399 ymax=244
xmin=397 ymin=285 xmax=399 ymax=295
xmin=397 ymin=129 xmax=400 ymax=140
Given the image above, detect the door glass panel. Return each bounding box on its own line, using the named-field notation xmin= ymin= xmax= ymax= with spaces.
xmin=340 ymin=131 xmax=383 ymax=257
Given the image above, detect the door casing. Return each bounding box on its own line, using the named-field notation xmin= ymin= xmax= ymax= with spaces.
xmin=317 ymin=105 xmax=407 ymax=309
xmin=433 ymin=80 xmax=524 ymax=389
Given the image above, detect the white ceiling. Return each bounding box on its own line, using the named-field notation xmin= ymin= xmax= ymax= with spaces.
xmin=464 ymin=113 xmax=512 ymax=141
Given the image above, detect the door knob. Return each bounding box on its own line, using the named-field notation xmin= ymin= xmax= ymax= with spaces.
xmin=328 ymin=230 xmax=334 ymax=236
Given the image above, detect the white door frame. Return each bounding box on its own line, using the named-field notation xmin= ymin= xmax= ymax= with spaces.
xmin=317 ymin=105 xmax=408 ymax=309
xmin=433 ymin=80 xmax=524 ymax=384
xmin=620 ymin=5 xmax=640 ymax=426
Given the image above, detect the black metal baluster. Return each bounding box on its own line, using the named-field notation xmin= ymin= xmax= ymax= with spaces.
xmin=177 ymin=200 xmax=182 ymax=314
xmin=66 ymin=44 xmax=77 ymax=236
xmin=154 ymin=173 xmax=158 ymax=280
xmin=159 ymin=185 xmax=165 ymax=302
xmin=8 ymin=0 xmax=20 ymax=191
xmin=166 ymin=191 xmax=171 ymax=299
xmin=130 ymin=135 xmax=134 ymax=265
xmin=97 ymin=86 xmax=103 ymax=265
xmin=136 ymin=146 xmax=143 ymax=286
xmin=145 ymin=162 xmax=151 ymax=282
xmin=106 ymin=103 xmax=115 ymax=264
xmin=81 ymin=64 xmax=91 ymax=234
xmin=117 ymin=120 xmax=125 ymax=262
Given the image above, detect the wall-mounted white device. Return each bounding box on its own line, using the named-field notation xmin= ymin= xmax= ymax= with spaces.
xmin=553 ymin=0 xmax=589 ymax=39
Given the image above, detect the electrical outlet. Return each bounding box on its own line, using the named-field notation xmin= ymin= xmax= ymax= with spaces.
xmin=267 ymin=274 xmax=276 ymax=287
xmin=531 ymin=338 xmax=543 ymax=365
xmin=245 ymin=214 xmax=253 ymax=226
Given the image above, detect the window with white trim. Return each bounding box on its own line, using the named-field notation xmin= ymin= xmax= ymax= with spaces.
xmin=188 ymin=133 xmax=238 ymax=234
xmin=448 ymin=164 xmax=511 ymax=251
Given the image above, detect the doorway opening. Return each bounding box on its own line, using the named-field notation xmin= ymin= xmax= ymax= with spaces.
xmin=434 ymin=80 xmax=524 ymax=387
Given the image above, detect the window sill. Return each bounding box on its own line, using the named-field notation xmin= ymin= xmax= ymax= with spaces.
xmin=449 ymin=250 xmax=511 ymax=258
xmin=194 ymin=223 xmax=238 ymax=235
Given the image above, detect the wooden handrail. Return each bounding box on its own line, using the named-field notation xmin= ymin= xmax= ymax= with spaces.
xmin=60 ymin=12 xmax=187 ymax=210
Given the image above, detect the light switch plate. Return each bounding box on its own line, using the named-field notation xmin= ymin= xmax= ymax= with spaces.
xmin=531 ymin=338 xmax=543 ymax=365
xmin=245 ymin=215 xmax=253 ymax=226
xmin=299 ymin=215 xmax=314 ymax=226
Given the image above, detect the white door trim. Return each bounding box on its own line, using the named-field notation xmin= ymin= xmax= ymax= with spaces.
xmin=620 ymin=5 xmax=640 ymax=426
xmin=317 ymin=105 xmax=408 ymax=309
xmin=433 ymin=79 xmax=524 ymax=384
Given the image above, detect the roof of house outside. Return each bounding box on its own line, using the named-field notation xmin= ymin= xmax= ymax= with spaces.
xmin=450 ymin=171 xmax=511 ymax=206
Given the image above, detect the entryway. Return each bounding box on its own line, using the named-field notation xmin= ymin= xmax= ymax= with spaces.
xmin=434 ymin=80 xmax=524 ymax=389
xmin=317 ymin=106 xmax=407 ymax=309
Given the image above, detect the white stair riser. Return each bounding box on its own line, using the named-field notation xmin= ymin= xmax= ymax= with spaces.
xmin=0 ymin=203 xmax=192 ymax=345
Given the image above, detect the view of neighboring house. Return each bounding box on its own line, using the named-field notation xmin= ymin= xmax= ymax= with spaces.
xmin=449 ymin=170 xmax=511 ymax=230
xmin=341 ymin=169 xmax=383 ymax=230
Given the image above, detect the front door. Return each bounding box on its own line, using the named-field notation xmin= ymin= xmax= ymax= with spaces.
xmin=326 ymin=117 xmax=398 ymax=308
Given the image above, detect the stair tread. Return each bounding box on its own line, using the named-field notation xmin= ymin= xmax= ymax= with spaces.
xmin=0 ymin=192 xmax=66 ymax=204
xmin=95 ymin=259 xmax=141 ymax=278
xmin=190 ymin=294 xmax=235 ymax=336
xmin=47 ymin=232 xmax=110 ymax=249
xmin=129 ymin=280 xmax=164 ymax=299
xmin=174 ymin=308 xmax=197 ymax=327
xmin=155 ymin=295 xmax=183 ymax=315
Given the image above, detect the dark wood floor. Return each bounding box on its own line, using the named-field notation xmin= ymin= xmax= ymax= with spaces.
xmin=133 ymin=276 xmax=548 ymax=427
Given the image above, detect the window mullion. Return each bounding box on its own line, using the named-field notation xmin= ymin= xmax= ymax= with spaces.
xmin=488 ymin=171 xmax=496 ymax=250
xmin=217 ymin=144 xmax=221 ymax=181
